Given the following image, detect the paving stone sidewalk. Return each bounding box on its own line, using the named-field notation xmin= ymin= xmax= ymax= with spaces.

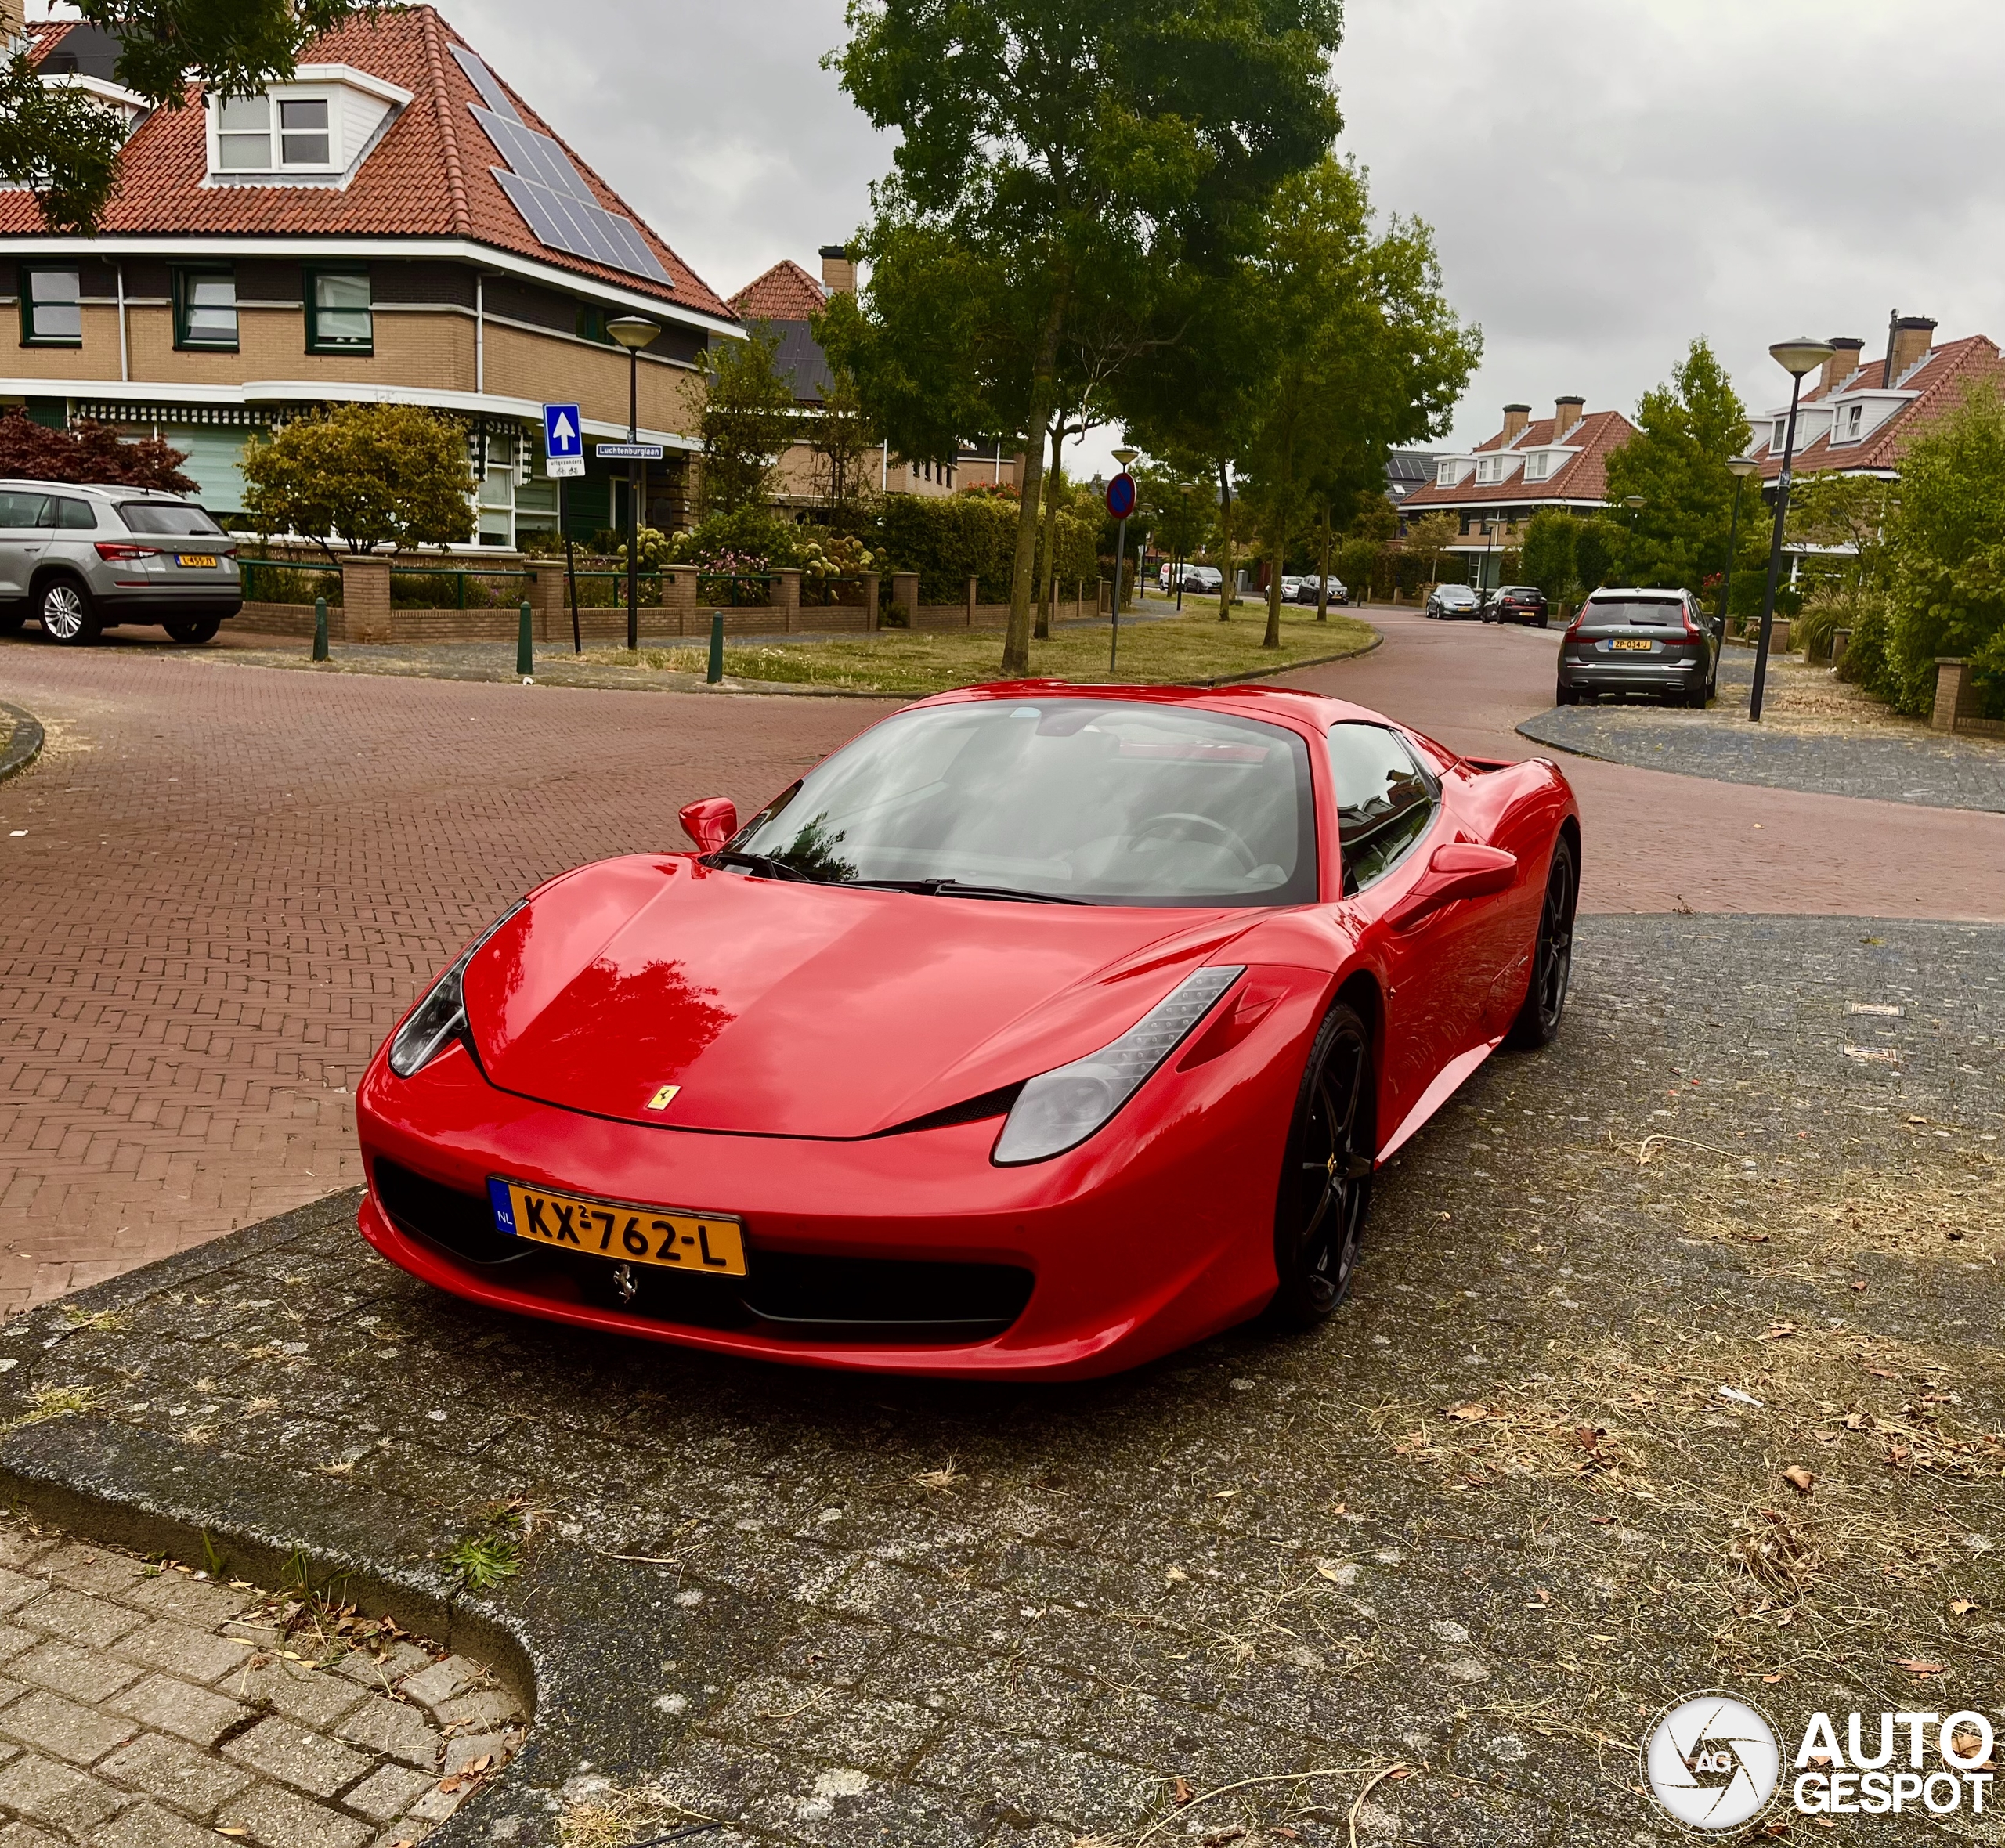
xmin=0 ymin=919 xmax=1998 ymax=1847
xmin=1519 ymin=652 xmax=2005 ymax=812
xmin=0 ymin=1514 xmax=523 ymax=1846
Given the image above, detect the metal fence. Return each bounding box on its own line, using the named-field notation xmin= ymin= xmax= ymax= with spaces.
xmin=386 ymin=567 xmax=529 ymax=609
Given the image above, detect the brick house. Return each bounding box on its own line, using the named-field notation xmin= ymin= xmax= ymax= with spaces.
xmin=728 ymin=246 xmax=1021 ymax=511
xmin=0 ymin=5 xmax=738 ymax=545
xmin=1395 ymin=397 xmax=1636 ymax=590
xmin=1750 ymin=316 xmax=2005 ymax=485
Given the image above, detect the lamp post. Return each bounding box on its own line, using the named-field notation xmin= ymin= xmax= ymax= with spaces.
xmin=606 ymin=315 xmax=660 ymax=652
xmin=1750 ymin=337 xmax=1834 ymax=722
xmin=1620 ymin=494 xmax=1645 ymax=583
xmin=1717 ymin=456 xmax=1760 ymax=638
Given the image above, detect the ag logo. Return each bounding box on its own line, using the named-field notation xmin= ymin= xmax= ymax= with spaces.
xmin=1642 ymin=1693 xmax=1782 ymax=1832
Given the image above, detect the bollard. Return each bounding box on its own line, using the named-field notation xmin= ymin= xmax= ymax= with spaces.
xmin=517 ymin=600 xmax=534 ymax=680
xmin=312 ymin=595 xmax=328 ymax=662
xmin=706 ymin=610 xmax=724 ymax=685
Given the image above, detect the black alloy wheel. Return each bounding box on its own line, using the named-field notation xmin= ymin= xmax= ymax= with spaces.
xmin=1505 ymin=836 xmax=1577 ymax=1050
xmin=37 ymin=578 xmax=98 ymax=647
xmin=1268 ymin=1002 xmax=1375 ymax=1328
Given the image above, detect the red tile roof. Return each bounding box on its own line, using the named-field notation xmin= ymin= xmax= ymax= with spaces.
xmin=5 ymin=7 xmax=732 ymax=323
xmin=1396 ymin=407 xmax=1636 ymax=511
xmin=1757 ymin=334 xmax=2005 ymax=478
xmin=731 ymin=259 xmax=826 ymax=323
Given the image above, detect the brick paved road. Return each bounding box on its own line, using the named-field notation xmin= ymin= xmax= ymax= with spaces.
xmin=4 ymin=620 xmax=2003 ymax=1316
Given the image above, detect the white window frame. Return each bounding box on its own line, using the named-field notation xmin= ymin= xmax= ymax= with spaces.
xmin=206 ymin=86 xmax=341 ymax=176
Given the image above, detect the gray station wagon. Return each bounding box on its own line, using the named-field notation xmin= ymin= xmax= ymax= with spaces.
xmin=0 ymin=482 xmax=241 ymax=647
xmin=1555 ymin=587 xmax=1718 ymax=708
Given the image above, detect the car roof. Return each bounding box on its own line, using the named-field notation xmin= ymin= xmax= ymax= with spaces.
xmin=0 ymin=479 xmax=188 ymax=501
xmin=1586 ymin=586 xmax=1685 ymax=600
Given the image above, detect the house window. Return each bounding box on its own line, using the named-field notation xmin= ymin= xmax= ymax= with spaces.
xmin=305 ymin=269 xmax=371 ymax=352
xmin=576 ymin=305 xmax=612 ymax=345
xmin=212 ymin=90 xmax=338 ymax=172
xmin=20 ymin=266 xmax=81 ymax=346
xmin=1844 ymin=403 xmax=1862 ymax=439
xmin=174 ymin=268 xmax=238 ymax=350
xmin=1436 ymin=461 xmax=1455 ymax=485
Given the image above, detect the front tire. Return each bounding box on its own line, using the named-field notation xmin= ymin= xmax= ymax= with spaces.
xmin=1267 ymin=1002 xmax=1375 ymax=1329
xmin=1504 ymin=837 xmax=1577 ymax=1051
xmin=36 ymin=578 xmax=98 ymax=646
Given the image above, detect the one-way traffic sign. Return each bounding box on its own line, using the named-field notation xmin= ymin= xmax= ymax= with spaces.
xmin=543 ymin=402 xmax=584 ymax=478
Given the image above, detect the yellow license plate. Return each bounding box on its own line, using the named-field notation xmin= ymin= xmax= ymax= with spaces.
xmin=490 ymin=1181 xmax=747 ymax=1276
xmin=176 ymin=553 xmax=218 ymax=568
xmin=1611 ymin=637 xmax=1653 ymax=651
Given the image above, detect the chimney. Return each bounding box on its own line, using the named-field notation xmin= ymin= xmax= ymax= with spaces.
xmin=1501 ymin=402 xmax=1531 ymax=444
xmin=1818 ymin=337 xmax=1864 ymax=395
xmin=0 ymin=0 xmax=21 ymax=45
xmin=1888 ymin=315 xmax=1936 ymax=384
xmin=1552 ymin=395 xmax=1584 ymax=441
xmin=818 ymin=243 xmax=857 ymax=295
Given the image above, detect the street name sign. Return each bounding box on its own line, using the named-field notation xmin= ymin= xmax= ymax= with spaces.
xmin=598 ymin=442 xmax=665 ymax=460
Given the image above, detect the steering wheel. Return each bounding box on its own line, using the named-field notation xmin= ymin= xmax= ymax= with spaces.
xmin=1132 ymin=811 xmax=1259 ymax=873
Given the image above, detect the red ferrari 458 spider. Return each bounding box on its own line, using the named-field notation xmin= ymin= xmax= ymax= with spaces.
xmin=356 ymin=682 xmax=1579 ymax=1379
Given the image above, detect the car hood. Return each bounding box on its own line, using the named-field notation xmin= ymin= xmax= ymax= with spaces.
xmin=461 ymin=855 xmax=1252 ymax=1139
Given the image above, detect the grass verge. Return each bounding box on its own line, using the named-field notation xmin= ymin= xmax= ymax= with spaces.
xmin=588 ymin=602 xmax=1378 ymax=697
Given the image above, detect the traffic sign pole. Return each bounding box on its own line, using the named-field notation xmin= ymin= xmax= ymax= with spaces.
xmin=1105 ymin=470 xmax=1138 ymax=675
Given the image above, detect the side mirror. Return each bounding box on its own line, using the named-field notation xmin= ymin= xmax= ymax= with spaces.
xmin=1389 ymin=841 xmax=1517 ymax=930
xmin=679 ymin=797 xmax=738 ymax=854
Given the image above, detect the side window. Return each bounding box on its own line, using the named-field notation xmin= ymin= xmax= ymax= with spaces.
xmin=0 ymin=492 xmax=49 ymax=528
xmin=1328 ymin=724 xmax=1438 ymax=895
xmin=49 ymin=497 xmax=97 ymax=530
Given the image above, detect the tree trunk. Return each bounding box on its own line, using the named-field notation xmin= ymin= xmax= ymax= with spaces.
xmin=1035 ymin=417 xmax=1064 ymax=641
xmin=1003 ymin=290 xmax=1068 ymax=677
xmin=1316 ymin=499 xmax=1331 ymax=623
xmin=1216 ymin=461 xmax=1234 ymax=623
xmin=1263 ymin=516 xmax=1283 ymax=649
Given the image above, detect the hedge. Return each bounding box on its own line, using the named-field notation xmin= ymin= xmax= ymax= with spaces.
xmin=880 ymin=493 xmax=1098 ymax=604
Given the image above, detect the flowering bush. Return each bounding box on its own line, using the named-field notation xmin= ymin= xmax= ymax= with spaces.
xmin=616 ymin=524 xmax=676 ymax=570
xmin=797 ymin=532 xmax=877 ymax=579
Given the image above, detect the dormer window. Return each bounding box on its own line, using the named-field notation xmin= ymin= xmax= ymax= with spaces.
xmin=1436 ymin=460 xmax=1455 ymax=486
xmin=215 ymin=91 xmax=338 ymax=171
xmin=1844 ymin=403 xmax=1862 ymax=439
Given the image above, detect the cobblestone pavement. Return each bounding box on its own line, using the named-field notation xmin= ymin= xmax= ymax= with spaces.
xmin=5 ymin=617 xmax=2005 ymax=1312
xmin=0 ymin=1511 xmax=522 ymax=1846
xmin=0 ymin=918 xmax=1997 ymax=1847
xmin=1519 ymin=651 xmax=2005 ymax=813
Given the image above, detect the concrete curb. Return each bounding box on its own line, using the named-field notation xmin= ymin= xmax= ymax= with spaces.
xmin=0 ymin=699 xmax=43 ymax=784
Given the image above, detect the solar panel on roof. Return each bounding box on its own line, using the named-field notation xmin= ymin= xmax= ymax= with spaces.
xmin=450 ymin=43 xmax=517 ymax=121
xmin=455 ymin=46 xmax=673 ymax=289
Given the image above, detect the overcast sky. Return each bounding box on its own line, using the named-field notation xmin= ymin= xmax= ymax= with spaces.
xmin=45 ymin=0 xmax=2005 ymax=475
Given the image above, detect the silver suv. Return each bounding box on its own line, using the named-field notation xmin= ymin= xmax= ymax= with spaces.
xmin=0 ymin=482 xmax=241 ymax=647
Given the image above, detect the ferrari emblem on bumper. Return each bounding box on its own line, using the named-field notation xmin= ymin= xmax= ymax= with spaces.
xmin=645 ymin=1085 xmax=680 ymax=1111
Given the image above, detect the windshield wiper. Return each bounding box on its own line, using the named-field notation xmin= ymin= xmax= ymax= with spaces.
xmin=704 ymin=850 xmax=822 ymax=883
xmin=840 ymin=878 xmax=1091 ymax=905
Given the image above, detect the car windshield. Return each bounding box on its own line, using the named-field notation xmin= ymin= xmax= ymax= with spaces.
xmin=728 ymin=699 xmax=1317 ymax=907
xmin=1443 ymin=587 xmax=1476 ymax=602
xmin=118 ymin=503 xmax=223 ymax=536
xmin=1581 ymin=597 xmax=1684 ymax=628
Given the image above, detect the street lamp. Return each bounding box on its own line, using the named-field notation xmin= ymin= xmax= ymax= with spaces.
xmin=1110 ymin=446 xmax=1138 ymax=672
xmin=1750 ymin=336 xmax=1834 ymax=722
xmin=606 ymin=314 xmax=660 ymax=652
xmin=1717 ymin=456 xmax=1761 ymax=637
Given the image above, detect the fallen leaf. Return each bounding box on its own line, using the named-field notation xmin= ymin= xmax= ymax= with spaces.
xmin=1851 ymin=1281 xmax=1868 ymax=1292
xmin=1763 ymin=1674 xmax=1783 ymax=1684
xmin=1868 ymin=1368 xmax=1898 ymax=1380
xmin=1844 ymin=1412 xmax=1872 ymax=1431
xmin=1894 ymin=1659 xmax=1945 ymax=1676
xmin=1173 ymin=1775 xmax=1195 ymax=1806
xmin=1212 ymin=1488 xmax=1239 ymax=1500
xmin=1813 ymin=1431 xmax=1841 ymax=1445
xmin=464 ymin=1753 xmax=493 ymax=1774
xmin=1445 ymin=1402 xmax=1490 ymax=1421
xmin=1313 ymin=1563 xmax=1348 ymax=1583
xmin=1783 ymin=1465 xmax=1815 ymax=1493
xmin=1758 ymin=1323 xmax=1797 ymax=1342
xmin=1950 ymin=1598 xmax=1976 ymax=1616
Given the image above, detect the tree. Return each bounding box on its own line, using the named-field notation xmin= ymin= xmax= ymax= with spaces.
xmin=1601 ymin=337 xmax=1753 ymax=591
xmin=1519 ymin=509 xmax=1577 ymax=604
xmin=240 ymin=403 xmax=475 ymax=556
xmin=2 ymin=0 xmax=374 ymax=234
xmin=0 ymin=411 xmax=191 ymax=492
xmin=697 ymin=328 xmax=800 ymax=521
xmin=1401 ymin=510 xmax=1459 ymax=587
xmin=832 ymin=0 xmax=1345 ymax=675
xmin=805 ymin=363 xmax=882 ymax=535
xmin=1573 ymin=519 xmax=1615 ymax=594
xmin=1140 ymin=463 xmax=1211 ymax=591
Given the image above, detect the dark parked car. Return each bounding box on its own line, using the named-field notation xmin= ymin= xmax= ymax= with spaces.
xmin=1425 ymin=583 xmax=1480 ymax=619
xmin=1555 ymin=588 xmax=1718 ymax=708
xmin=1481 ymin=585 xmax=1548 ymax=627
xmin=1289 ymin=575 xmax=1346 ymax=606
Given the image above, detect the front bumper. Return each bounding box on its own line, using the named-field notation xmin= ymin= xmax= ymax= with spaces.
xmin=353 ymin=979 xmax=1324 ymax=1377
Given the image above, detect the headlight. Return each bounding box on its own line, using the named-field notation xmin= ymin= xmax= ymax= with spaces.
xmin=386 ymin=904 xmax=524 ymax=1078
xmin=992 ymin=966 xmax=1244 ymax=1165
